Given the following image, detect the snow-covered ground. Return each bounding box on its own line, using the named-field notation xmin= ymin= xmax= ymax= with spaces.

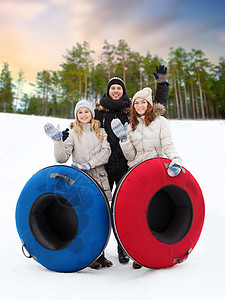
xmin=1 ymin=112 xmax=225 ymax=300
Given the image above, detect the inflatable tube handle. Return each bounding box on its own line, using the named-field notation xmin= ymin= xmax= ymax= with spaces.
xmin=50 ymin=173 xmax=75 ymax=185
xmin=164 ymin=163 xmax=186 ymax=174
xmin=21 ymin=239 xmax=37 ymax=260
xmin=173 ymin=248 xmax=192 ymax=264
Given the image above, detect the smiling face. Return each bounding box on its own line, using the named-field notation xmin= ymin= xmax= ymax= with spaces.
xmin=77 ymin=107 xmax=92 ymax=123
xmin=133 ymin=97 xmax=148 ymax=116
xmin=108 ymin=84 xmax=123 ymax=100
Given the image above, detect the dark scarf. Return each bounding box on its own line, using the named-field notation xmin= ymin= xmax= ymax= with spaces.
xmin=100 ymin=93 xmax=131 ymax=111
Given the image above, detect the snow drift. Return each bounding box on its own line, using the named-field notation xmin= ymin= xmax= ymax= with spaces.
xmin=0 ymin=113 xmax=225 ymax=300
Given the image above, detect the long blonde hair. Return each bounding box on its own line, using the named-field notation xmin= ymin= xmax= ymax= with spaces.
xmin=70 ymin=118 xmax=104 ymax=143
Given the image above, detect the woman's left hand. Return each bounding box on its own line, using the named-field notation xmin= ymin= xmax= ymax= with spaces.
xmin=169 ymin=157 xmax=182 ymax=168
xmin=167 ymin=157 xmax=182 ymax=177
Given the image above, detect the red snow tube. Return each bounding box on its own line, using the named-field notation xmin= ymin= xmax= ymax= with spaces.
xmin=112 ymin=158 xmax=205 ymax=269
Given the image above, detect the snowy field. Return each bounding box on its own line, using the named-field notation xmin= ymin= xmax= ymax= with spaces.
xmin=1 ymin=112 xmax=225 ymax=300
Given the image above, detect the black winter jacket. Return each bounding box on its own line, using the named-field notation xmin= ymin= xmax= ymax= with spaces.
xmin=94 ymin=83 xmax=169 ymax=182
xmin=95 ymin=93 xmax=130 ymax=180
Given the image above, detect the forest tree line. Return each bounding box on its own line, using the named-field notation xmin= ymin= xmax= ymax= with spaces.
xmin=0 ymin=39 xmax=225 ymax=119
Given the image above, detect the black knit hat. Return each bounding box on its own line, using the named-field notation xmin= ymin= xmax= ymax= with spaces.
xmin=107 ymin=77 xmax=126 ymax=96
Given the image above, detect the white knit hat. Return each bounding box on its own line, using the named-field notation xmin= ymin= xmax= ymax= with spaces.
xmin=132 ymin=87 xmax=153 ymax=106
xmin=74 ymin=100 xmax=94 ymax=118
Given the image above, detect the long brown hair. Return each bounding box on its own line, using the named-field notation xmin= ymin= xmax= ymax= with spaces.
xmin=70 ymin=118 xmax=104 ymax=142
xmin=130 ymin=102 xmax=153 ymax=131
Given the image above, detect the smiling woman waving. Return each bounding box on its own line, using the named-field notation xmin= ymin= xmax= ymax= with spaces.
xmin=44 ymin=99 xmax=113 ymax=269
xmin=111 ymin=87 xmax=182 ymax=269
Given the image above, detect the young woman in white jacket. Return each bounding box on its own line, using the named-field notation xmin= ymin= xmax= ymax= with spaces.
xmin=111 ymin=87 xmax=182 ymax=269
xmin=44 ymin=100 xmax=113 ymax=269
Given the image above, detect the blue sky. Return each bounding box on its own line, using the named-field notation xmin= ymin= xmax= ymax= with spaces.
xmin=0 ymin=0 xmax=225 ymax=83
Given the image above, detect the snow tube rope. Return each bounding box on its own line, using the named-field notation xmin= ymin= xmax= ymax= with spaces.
xmin=21 ymin=239 xmax=37 ymax=260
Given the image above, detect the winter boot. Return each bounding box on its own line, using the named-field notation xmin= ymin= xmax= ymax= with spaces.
xmin=132 ymin=261 xmax=142 ymax=269
xmin=89 ymin=260 xmax=101 ymax=269
xmin=118 ymin=244 xmax=129 ymax=264
xmin=97 ymin=253 xmax=113 ymax=267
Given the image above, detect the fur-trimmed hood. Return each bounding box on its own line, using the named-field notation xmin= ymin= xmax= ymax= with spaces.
xmin=95 ymin=100 xmax=130 ymax=115
xmin=95 ymin=101 xmax=165 ymax=118
xmin=152 ymin=102 xmax=166 ymax=120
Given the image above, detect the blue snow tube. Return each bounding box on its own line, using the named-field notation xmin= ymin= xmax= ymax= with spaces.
xmin=15 ymin=165 xmax=111 ymax=272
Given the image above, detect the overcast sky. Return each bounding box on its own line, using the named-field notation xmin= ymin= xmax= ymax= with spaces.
xmin=1 ymin=0 xmax=225 ymax=83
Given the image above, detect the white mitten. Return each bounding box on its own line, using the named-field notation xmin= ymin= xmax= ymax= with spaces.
xmin=111 ymin=119 xmax=128 ymax=141
xmin=167 ymin=157 xmax=182 ymax=177
xmin=44 ymin=123 xmax=62 ymax=141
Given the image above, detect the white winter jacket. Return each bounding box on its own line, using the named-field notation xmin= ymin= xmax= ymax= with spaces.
xmin=54 ymin=123 xmax=112 ymax=201
xmin=120 ymin=103 xmax=179 ymax=168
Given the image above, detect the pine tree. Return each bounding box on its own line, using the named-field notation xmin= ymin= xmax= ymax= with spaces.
xmin=126 ymin=51 xmax=144 ymax=96
xmin=15 ymin=69 xmax=25 ymax=112
xmin=51 ymin=71 xmax=61 ymax=117
xmin=0 ymin=62 xmax=14 ymax=112
xmin=82 ymin=41 xmax=94 ymax=99
xmin=190 ymin=49 xmax=213 ymax=119
xmin=36 ymin=70 xmax=51 ymax=116
xmin=215 ymin=57 xmax=225 ymax=117
xmin=60 ymin=42 xmax=94 ymax=116
xmin=102 ymin=40 xmax=116 ymax=80
xmin=90 ymin=63 xmax=108 ymax=102
xmin=116 ymin=39 xmax=131 ymax=84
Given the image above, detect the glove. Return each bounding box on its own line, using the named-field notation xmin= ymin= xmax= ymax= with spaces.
xmin=153 ymin=65 xmax=167 ymax=84
xmin=44 ymin=123 xmax=62 ymax=141
xmin=71 ymin=162 xmax=91 ymax=171
xmin=169 ymin=157 xmax=182 ymax=168
xmin=111 ymin=119 xmax=128 ymax=142
xmin=62 ymin=128 xmax=69 ymax=142
xmin=167 ymin=157 xmax=182 ymax=177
